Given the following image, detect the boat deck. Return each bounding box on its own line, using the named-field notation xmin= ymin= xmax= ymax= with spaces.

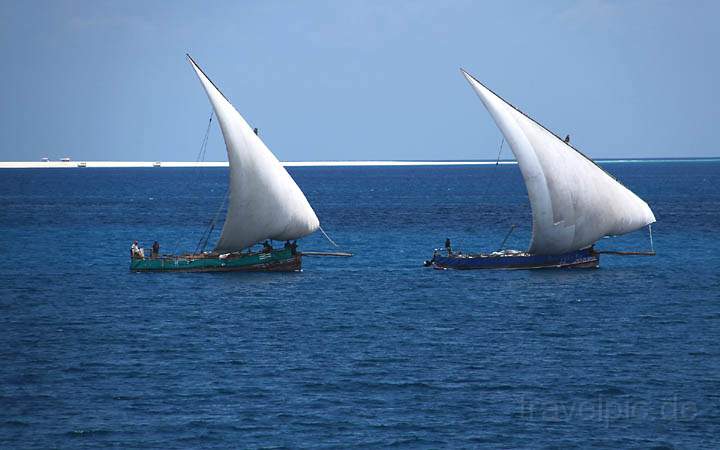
xmin=429 ymin=248 xmax=599 ymax=270
xmin=130 ymin=248 xmax=301 ymax=272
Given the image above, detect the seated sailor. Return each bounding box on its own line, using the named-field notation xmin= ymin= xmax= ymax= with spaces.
xmin=131 ymin=240 xmax=145 ymax=258
xmin=284 ymin=240 xmax=298 ymax=255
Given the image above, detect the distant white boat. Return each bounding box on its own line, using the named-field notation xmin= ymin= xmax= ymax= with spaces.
xmin=77 ymin=162 xmax=87 ymax=168
xmin=153 ymin=162 xmax=161 ymax=167
xmin=40 ymin=157 xmax=49 ymax=162
xmin=60 ymin=157 xmax=71 ymax=162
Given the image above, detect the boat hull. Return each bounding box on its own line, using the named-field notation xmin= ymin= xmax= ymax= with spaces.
xmin=429 ymin=248 xmax=599 ymax=270
xmin=130 ymin=248 xmax=301 ymax=272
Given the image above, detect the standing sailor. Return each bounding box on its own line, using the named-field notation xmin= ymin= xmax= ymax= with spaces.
xmin=445 ymin=238 xmax=453 ymax=256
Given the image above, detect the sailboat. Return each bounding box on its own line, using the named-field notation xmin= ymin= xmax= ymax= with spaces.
xmin=427 ymin=70 xmax=656 ymax=270
xmin=131 ymin=55 xmax=320 ymax=272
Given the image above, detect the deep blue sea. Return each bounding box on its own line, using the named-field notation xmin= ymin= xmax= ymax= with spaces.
xmin=1 ymin=162 xmax=719 ymax=448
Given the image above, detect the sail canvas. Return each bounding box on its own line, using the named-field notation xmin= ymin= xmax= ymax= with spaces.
xmin=462 ymin=70 xmax=655 ymax=255
xmin=188 ymin=56 xmax=320 ymax=252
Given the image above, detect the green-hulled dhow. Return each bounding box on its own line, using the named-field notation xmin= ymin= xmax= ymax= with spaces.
xmin=131 ymin=55 xmax=321 ymax=272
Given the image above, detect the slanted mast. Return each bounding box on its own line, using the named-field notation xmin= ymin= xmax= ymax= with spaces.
xmin=187 ymin=55 xmax=319 ymax=252
xmin=461 ymin=69 xmax=656 ymax=255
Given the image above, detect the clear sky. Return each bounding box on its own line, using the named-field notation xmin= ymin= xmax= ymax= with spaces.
xmin=1 ymin=0 xmax=718 ymax=162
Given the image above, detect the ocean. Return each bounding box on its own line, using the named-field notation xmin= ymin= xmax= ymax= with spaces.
xmin=1 ymin=162 xmax=719 ymax=448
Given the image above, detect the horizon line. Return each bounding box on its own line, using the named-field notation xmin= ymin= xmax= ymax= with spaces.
xmin=1 ymin=157 xmax=719 ymax=169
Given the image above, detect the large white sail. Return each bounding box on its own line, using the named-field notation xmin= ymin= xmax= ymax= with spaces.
xmin=461 ymin=70 xmax=655 ymax=255
xmin=188 ymin=56 xmax=319 ymax=252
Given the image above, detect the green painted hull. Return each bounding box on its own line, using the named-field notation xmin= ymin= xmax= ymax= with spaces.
xmin=130 ymin=248 xmax=301 ymax=272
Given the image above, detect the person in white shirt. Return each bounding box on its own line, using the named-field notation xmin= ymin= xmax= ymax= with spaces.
xmin=131 ymin=241 xmax=144 ymax=258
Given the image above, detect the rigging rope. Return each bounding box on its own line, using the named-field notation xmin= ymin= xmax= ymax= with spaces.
xmin=190 ymin=111 xmax=227 ymax=254
xmin=494 ymin=137 xmax=504 ymax=165
xmin=196 ymin=112 xmax=214 ymax=163
xmin=479 ymin=137 xmax=513 ymax=250
xmin=194 ymin=188 xmax=230 ymax=254
xmin=648 ymin=223 xmax=654 ymax=253
xmin=498 ymin=224 xmax=517 ymax=251
xmin=481 ymin=137 xmax=505 ymax=199
xmin=319 ymin=225 xmax=339 ymax=248
xmin=171 ymin=111 xmax=215 ymax=256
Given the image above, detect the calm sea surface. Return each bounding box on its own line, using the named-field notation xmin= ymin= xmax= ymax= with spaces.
xmin=1 ymin=163 xmax=719 ymax=448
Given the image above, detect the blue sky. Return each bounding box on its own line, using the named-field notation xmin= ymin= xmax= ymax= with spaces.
xmin=1 ymin=0 xmax=718 ymax=161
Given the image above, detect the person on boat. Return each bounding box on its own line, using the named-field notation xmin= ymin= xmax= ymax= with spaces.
xmin=131 ymin=241 xmax=144 ymax=258
xmin=152 ymin=241 xmax=160 ymax=257
xmin=253 ymin=127 xmax=259 ymax=135
xmin=424 ymin=249 xmax=439 ymax=267
xmin=445 ymin=238 xmax=453 ymax=256
xmin=284 ymin=240 xmax=298 ymax=255
xmin=564 ymin=134 xmax=570 ymax=144
xmin=262 ymin=240 xmax=273 ymax=253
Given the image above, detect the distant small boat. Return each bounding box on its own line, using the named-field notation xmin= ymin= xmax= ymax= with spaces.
xmin=77 ymin=162 xmax=87 ymax=168
xmin=427 ymin=70 xmax=656 ymax=270
xmin=153 ymin=161 xmax=161 ymax=167
xmin=131 ymin=55 xmax=321 ymax=272
xmin=40 ymin=157 xmax=49 ymax=162
xmin=60 ymin=157 xmax=71 ymax=162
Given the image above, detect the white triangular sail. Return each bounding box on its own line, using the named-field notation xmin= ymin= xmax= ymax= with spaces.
xmin=461 ymin=69 xmax=655 ymax=255
xmin=188 ymin=56 xmax=319 ymax=252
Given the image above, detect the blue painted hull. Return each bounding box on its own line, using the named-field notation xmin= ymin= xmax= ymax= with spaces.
xmin=430 ymin=248 xmax=599 ymax=270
